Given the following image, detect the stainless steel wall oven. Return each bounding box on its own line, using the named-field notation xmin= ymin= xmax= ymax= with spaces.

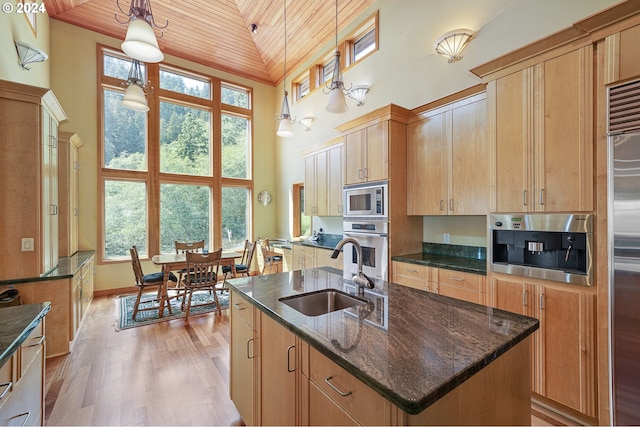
xmin=489 ymin=213 xmax=593 ymax=286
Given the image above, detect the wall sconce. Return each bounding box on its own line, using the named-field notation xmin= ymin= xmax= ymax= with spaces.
xmin=348 ymin=85 xmax=371 ymax=106
xmin=121 ymin=59 xmax=152 ymax=111
xmin=298 ymin=117 xmax=314 ymax=131
xmin=434 ymin=29 xmax=474 ymax=63
xmin=14 ymin=41 xmax=48 ymax=70
xmin=115 ymin=0 xmax=168 ymax=63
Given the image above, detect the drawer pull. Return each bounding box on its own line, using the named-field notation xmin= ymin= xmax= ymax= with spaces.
xmin=449 ymin=276 xmax=465 ymax=282
xmin=246 ymin=338 xmax=254 ymax=359
xmin=11 ymin=411 xmax=31 ymax=426
xmin=26 ymin=335 xmax=45 ymax=347
xmin=325 ymin=376 xmax=352 ymax=397
xmin=0 ymin=382 xmax=12 ymax=400
xmin=233 ymin=303 xmax=245 ymax=310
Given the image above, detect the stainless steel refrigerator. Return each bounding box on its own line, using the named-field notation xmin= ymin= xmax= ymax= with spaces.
xmin=610 ymin=130 xmax=640 ymax=425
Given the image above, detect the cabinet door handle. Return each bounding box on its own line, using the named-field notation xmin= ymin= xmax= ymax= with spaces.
xmin=357 ymin=169 xmax=362 ymax=180
xmin=539 ymin=189 xmax=544 ymax=205
xmin=10 ymin=411 xmax=31 ymax=427
xmin=522 ymin=190 xmax=527 ymax=206
xmin=26 ymin=335 xmax=45 ymax=347
xmin=0 ymin=382 xmax=12 ymax=400
xmin=325 ymin=376 xmax=352 ymax=397
xmin=449 ymin=199 xmax=454 ymax=211
xmin=286 ymin=344 xmax=296 ymax=372
xmin=439 ymin=200 xmax=444 ymax=211
xmin=49 ymin=135 xmax=57 ymax=148
xmin=233 ymin=303 xmax=245 ymax=310
xmin=364 ymin=168 xmax=369 ymax=179
xmin=539 ymin=293 xmax=545 ymax=310
xmin=522 ymin=289 xmax=528 ymax=306
xmin=247 ymin=338 xmax=254 ymax=359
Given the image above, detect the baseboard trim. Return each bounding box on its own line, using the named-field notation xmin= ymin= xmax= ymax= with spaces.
xmin=532 ymin=397 xmax=596 ymax=426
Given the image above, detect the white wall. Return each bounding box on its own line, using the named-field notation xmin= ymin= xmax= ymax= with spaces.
xmin=273 ymin=0 xmax=618 ymax=245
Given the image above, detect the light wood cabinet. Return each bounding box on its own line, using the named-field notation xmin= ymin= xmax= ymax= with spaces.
xmin=0 ymin=81 xmax=67 ymax=280
xmin=58 ymin=132 xmax=83 ymax=258
xmin=292 ymin=246 xmax=343 ymax=272
xmin=304 ymin=144 xmax=343 ymax=217
xmin=273 ymin=246 xmax=292 ymax=272
xmin=392 ymin=261 xmax=485 ymax=305
xmin=230 ymin=291 xmax=258 ymax=426
xmin=344 ymin=121 xmax=388 ymax=184
xmin=71 ymin=254 xmax=94 ymax=342
xmin=0 ymin=319 xmax=45 ymax=426
xmin=260 ymin=313 xmax=298 ymax=425
xmin=407 ymin=92 xmax=488 ymax=215
xmin=604 ymin=23 xmax=640 ymax=85
xmin=490 ymin=46 xmax=593 ymax=213
xmin=490 ymin=274 xmax=597 ymax=417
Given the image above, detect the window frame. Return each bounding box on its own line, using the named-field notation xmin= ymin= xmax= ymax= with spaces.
xmin=97 ymin=45 xmax=254 ymax=264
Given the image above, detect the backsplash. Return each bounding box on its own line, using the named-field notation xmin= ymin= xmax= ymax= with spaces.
xmin=423 ymin=242 xmax=486 ymax=260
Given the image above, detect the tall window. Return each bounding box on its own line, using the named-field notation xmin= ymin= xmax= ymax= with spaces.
xmin=99 ymin=47 xmax=253 ymax=261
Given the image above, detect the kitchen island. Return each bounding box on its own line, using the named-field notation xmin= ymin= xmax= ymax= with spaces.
xmin=227 ymin=267 xmax=539 ymax=425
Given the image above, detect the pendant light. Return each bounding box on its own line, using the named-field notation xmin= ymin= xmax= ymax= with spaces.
xmin=324 ymin=0 xmax=351 ymax=114
xmin=115 ymin=0 xmax=168 ymax=63
xmin=275 ymin=0 xmax=295 ymax=137
xmin=121 ymin=59 xmax=152 ymax=111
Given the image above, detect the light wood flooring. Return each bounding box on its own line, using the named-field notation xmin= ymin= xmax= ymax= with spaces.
xmin=44 ymin=295 xmax=567 ymax=426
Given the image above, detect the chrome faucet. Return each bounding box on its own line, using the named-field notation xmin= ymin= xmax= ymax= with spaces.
xmin=331 ymin=238 xmax=375 ymax=294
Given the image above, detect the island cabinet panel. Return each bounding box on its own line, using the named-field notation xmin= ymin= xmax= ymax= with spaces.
xmin=490 ymin=45 xmax=593 ymax=213
xmin=407 ymin=92 xmax=488 ymax=215
xmin=308 ymin=346 xmax=390 ymax=426
xmin=230 ymin=291 xmax=258 ymax=426
xmin=0 ymin=318 xmax=45 ymax=427
xmin=490 ymin=274 xmax=597 ymax=418
xmin=259 ymin=313 xmax=298 ymax=426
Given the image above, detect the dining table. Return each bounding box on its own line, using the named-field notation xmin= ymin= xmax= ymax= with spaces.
xmin=151 ymin=250 xmax=243 ymax=317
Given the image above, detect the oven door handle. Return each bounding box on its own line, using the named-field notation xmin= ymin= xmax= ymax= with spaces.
xmin=343 ymin=231 xmax=388 ymax=238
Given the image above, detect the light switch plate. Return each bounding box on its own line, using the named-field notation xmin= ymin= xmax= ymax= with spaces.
xmin=21 ymin=237 xmax=34 ymax=251
xmin=443 ymin=233 xmax=450 ymax=244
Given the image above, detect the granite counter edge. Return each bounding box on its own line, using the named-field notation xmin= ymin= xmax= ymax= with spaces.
xmin=0 ymin=303 xmax=51 ymax=368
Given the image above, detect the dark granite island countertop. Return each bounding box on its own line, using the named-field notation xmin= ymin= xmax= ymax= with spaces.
xmin=0 ymin=303 xmax=51 ymax=368
xmin=225 ymin=268 xmax=539 ymax=416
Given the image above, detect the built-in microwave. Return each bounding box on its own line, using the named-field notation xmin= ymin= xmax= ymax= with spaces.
xmin=343 ymin=181 xmax=388 ymax=219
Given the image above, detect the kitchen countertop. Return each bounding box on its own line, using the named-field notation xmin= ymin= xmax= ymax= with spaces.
xmin=225 ymin=267 xmax=538 ymax=415
xmin=392 ymin=252 xmax=487 ymax=275
xmin=292 ymin=234 xmax=343 ymax=251
xmin=0 ymin=303 xmax=50 ymax=368
xmin=0 ymin=250 xmax=94 ymax=286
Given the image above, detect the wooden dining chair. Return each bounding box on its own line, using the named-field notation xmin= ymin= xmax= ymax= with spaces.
xmin=182 ymin=249 xmax=224 ymax=319
xmin=226 ymin=239 xmax=257 ymax=278
xmin=174 ymin=240 xmax=205 ymax=299
xmin=129 ymin=246 xmax=177 ymax=320
xmin=260 ymin=239 xmax=283 ymax=275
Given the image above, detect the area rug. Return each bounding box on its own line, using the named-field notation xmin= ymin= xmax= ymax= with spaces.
xmin=116 ymin=290 xmax=229 ymax=330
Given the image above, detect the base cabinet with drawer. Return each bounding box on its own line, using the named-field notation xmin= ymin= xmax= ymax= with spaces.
xmin=490 ymin=273 xmax=597 ymax=419
xmin=0 ymin=319 xmax=46 ymax=426
xmin=392 ymin=261 xmax=486 ymax=305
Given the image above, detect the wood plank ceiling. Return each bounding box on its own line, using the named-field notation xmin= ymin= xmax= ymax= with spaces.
xmin=43 ymin=0 xmax=372 ymax=86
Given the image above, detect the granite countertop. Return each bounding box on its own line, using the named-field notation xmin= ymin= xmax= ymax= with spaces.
xmin=0 ymin=303 xmax=51 ymax=368
xmin=226 ymin=268 xmax=538 ymax=415
xmin=292 ymin=233 xmax=343 ymax=251
xmin=0 ymin=250 xmax=94 ymax=286
xmin=392 ymin=252 xmax=487 ymax=275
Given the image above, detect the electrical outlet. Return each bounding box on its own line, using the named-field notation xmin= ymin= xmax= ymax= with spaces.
xmin=21 ymin=238 xmax=34 ymax=251
xmin=443 ymin=233 xmax=450 ymax=244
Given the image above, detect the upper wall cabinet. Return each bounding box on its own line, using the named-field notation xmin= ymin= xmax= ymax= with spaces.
xmin=0 ymin=80 xmax=67 ymax=280
xmin=604 ymin=23 xmax=640 ymax=85
xmin=489 ymin=46 xmax=593 ymax=213
xmin=407 ymin=92 xmax=488 ymax=215
xmin=337 ymin=105 xmax=412 ymax=187
xmin=304 ymin=142 xmax=343 ymax=217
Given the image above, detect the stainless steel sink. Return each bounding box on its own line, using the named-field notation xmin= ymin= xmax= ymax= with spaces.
xmin=279 ymin=289 xmax=367 ymax=316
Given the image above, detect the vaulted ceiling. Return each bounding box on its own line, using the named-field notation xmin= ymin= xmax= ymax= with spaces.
xmin=43 ymin=0 xmax=373 ymax=86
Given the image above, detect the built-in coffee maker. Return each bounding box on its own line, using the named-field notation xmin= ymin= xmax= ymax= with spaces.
xmin=489 ymin=213 xmax=593 ymax=286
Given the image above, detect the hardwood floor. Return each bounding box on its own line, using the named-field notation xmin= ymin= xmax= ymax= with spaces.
xmin=45 ymin=295 xmax=243 ymax=426
xmin=44 ymin=295 xmax=568 ymax=426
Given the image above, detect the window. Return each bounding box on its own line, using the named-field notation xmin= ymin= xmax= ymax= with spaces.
xmin=321 ymin=58 xmax=335 ymax=84
xmin=99 ymin=47 xmax=253 ymax=261
xmin=353 ymin=28 xmax=376 ymax=61
xmin=293 ymin=74 xmax=310 ymax=102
